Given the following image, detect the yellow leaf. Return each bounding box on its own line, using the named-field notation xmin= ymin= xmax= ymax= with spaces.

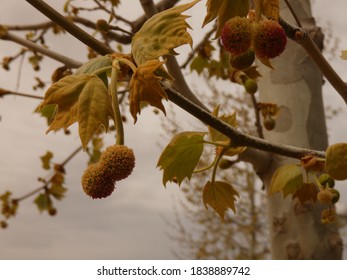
xmin=78 ymin=76 xmax=113 ymax=148
xmin=203 ymin=180 xmax=239 ymax=221
xmin=341 ymin=50 xmax=347 ymax=60
xmin=208 ymin=105 xmax=238 ymax=143
xmin=202 ymin=0 xmax=249 ymax=38
xmin=269 ymin=164 xmax=303 ymax=197
xmin=132 ymin=0 xmax=200 ymax=66
xmin=129 ymin=60 xmax=168 ymax=122
xmin=39 ymin=74 xmax=113 ymax=149
xmin=260 ymin=0 xmax=279 ymax=21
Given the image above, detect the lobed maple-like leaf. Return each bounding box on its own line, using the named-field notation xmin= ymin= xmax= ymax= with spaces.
xmin=157 ymin=131 xmax=206 ymax=186
xmin=203 ymin=180 xmax=239 ymax=221
xmin=131 ymin=0 xmax=200 ymax=66
xmin=202 ymin=0 xmax=249 ymax=38
xmin=34 ymin=193 xmax=52 ymax=213
xmin=208 ymin=106 xmax=246 ymax=156
xmin=269 ymin=164 xmax=303 ymax=197
xmin=292 ymin=183 xmax=318 ymax=204
xmin=40 ymin=151 xmax=53 ymax=170
xmin=38 ymin=74 xmax=113 ymax=149
xmin=325 ymin=143 xmax=347 ymax=180
xmin=129 ymin=60 xmax=168 ymax=122
xmin=260 ymin=0 xmax=279 ymax=21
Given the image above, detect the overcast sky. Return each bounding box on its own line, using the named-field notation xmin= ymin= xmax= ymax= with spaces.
xmin=1 ymin=0 xmax=347 ymax=260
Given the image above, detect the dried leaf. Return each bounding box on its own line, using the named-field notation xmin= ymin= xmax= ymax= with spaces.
xmin=269 ymin=164 xmax=303 ymax=197
xmin=293 ymin=183 xmax=318 ymax=204
xmin=203 ymin=180 xmax=239 ymax=221
xmin=129 ymin=60 xmax=168 ymax=122
xmin=260 ymin=0 xmax=279 ymax=21
xmin=202 ymin=0 xmax=249 ymax=38
xmin=157 ymin=131 xmax=206 ymax=186
xmin=132 ymin=0 xmax=200 ymax=66
xmin=341 ymin=50 xmax=347 ymax=60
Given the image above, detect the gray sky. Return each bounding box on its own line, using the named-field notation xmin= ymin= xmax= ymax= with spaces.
xmin=1 ymin=0 xmax=347 ymax=259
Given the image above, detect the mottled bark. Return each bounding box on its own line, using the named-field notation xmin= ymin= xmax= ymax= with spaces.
xmin=257 ymin=0 xmax=343 ymax=259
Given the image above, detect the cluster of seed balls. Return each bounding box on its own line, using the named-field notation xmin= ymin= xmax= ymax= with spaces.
xmin=221 ymin=16 xmax=287 ymax=69
xmin=81 ymin=145 xmax=135 ymax=199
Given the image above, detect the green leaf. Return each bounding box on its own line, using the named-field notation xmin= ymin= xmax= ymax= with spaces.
xmin=157 ymin=131 xmax=206 ymax=186
xmin=34 ymin=193 xmax=51 ymax=213
xmin=75 ymin=55 xmax=112 ymax=86
xmin=40 ymin=151 xmax=53 ymax=170
xmin=202 ymin=0 xmax=249 ymax=38
xmin=36 ymin=103 xmax=57 ymax=125
xmin=131 ymin=0 xmax=200 ymax=66
xmin=38 ymin=74 xmax=113 ymax=149
xmin=49 ymin=184 xmax=67 ymax=200
xmin=203 ymin=180 xmax=239 ymax=221
xmin=269 ymin=164 xmax=303 ymax=197
xmin=75 ymin=55 xmax=112 ymax=75
xmin=190 ymin=55 xmax=209 ymax=74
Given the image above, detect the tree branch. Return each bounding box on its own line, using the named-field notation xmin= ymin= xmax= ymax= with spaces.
xmin=163 ymin=82 xmax=326 ymax=159
xmin=0 ymin=88 xmax=43 ymax=100
xmin=1 ymin=31 xmax=82 ymax=68
xmin=280 ymin=18 xmax=347 ymax=105
xmin=26 ymin=0 xmax=113 ymax=55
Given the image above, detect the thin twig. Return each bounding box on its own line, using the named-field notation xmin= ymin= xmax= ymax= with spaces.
xmin=26 ymin=0 xmax=113 ymax=55
xmin=1 ymin=31 xmax=82 ymax=68
xmin=279 ymin=18 xmax=347 ymax=104
xmin=14 ymin=146 xmax=83 ymax=202
xmin=283 ymin=0 xmax=302 ymax=27
xmin=0 ymin=88 xmax=43 ymax=100
xmin=250 ymin=94 xmax=264 ymax=139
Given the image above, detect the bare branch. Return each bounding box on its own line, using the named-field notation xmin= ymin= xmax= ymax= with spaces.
xmin=163 ymin=82 xmax=326 ymax=159
xmin=0 ymin=88 xmax=43 ymax=100
xmin=26 ymin=0 xmax=113 ymax=55
xmin=280 ymin=18 xmax=347 ymax=105
xmin=1 ymin=31 xmax=82 ymax=68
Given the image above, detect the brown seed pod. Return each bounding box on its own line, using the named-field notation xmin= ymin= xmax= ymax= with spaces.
xmin=100 ymin=145 xmax=136 ymax=181
xmin=253 ymin=20 xmax=287 ymax=59
xmin=221 ymin=17 xmax=254 ymax=56
xmin=81 ymin=163 xmax=115 ymax=199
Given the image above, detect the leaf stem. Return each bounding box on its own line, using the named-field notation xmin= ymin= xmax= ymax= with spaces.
xmin=91 ymin=66 xmax=112 ymax=76
xmin=111 ymin=60 xmax=124 ymax=145
xmin=210 ymin=149 xmax=225 ymax=185
xmin=193 ymin=158 xmax=217 ymax=173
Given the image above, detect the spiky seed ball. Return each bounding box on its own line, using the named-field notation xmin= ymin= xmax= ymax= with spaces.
xmin=100 ymin=145 xmax=135 ymax=181
xmin=81 ymin=163 xmax=115 ymax=199
xmin=317 ymin=189 xmax=333 ymax=204
xmin=221 ymin=17 xmax=254 ymax=56
xmin=320 ymin=208 xmax=336 ymax=224
xmin=253 ymin=20 xmax=287 ymax=59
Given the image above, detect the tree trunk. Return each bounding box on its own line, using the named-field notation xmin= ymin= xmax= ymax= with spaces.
xmin=257 ymin=0 xmax=343 ymax=259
